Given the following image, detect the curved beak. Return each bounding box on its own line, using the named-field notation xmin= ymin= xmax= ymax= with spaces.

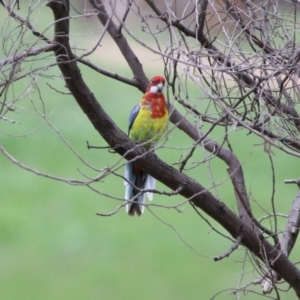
xmin=157 ymin=82 xmax=164 ymax=92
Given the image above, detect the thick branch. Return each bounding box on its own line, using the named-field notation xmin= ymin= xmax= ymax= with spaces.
xmin=262 ymin=187 xmax=300 ymax=294
xmin=86 ymin=0 xmax=255 ymax=230
xmin=196 ymin=0 xmax=208 ymax=39
xmin=47 ymin=1 xmax=300 ymax=296
xmin=281 ymin=188 xmax=300 ymax=262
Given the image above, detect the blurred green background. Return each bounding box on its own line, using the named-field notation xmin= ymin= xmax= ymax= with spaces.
xmin=1 ymin=2 xmax=299 ymax=299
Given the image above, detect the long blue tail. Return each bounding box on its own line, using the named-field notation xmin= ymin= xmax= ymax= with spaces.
xmin=124 ymin=162 xmax=156 ymax=216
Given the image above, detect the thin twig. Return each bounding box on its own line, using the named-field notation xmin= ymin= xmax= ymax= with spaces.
xmin=214 ymin=235 xmax=243 ymax=261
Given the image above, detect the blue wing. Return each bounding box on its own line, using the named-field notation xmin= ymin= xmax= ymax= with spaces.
xmin=128 ymin=104 xmax=140 ymax=134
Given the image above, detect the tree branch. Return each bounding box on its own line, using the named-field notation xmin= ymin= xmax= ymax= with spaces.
xmin=0 ymin=44 xmax=57 ymax=70
xmin=168 ymin=106 xmax=258 ymax=232
xmin=86 ymin=0 xmax=256 ymax=230
xmin=262 ymin=186 xmax=300 ymax=294
xmin=145 ymin=0 xmax=300 ymax=144
xmin=89 ymin=0 xmax=148 ymax=91
xmin=0 ymin=0 xmax=52 ymax=44
xmin=46 ymin=1 xmax=300 ymax=297
xmin=214 ymin=235 xmax=242 ymax=261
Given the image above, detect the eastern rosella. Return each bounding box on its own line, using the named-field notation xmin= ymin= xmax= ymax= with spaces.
xmin=124 ymin=76 xmax=168 ymax=216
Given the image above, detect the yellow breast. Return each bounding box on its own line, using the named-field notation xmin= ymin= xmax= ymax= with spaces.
xmin=129 ymin=105 xmax=168 ymax=147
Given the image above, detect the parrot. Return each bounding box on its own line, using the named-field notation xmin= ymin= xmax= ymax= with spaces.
xmin=124 ymin=76 xmax=169 ymax=216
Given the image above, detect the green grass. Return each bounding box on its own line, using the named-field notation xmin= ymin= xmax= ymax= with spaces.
xmin=1 ymin=73 xmax=299 ymax=300
xmin=1 ymin=3 xmax=299 ymax=300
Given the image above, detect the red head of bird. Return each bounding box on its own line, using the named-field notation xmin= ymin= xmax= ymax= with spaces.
xmin=146 ymin=76 xmax=165 ymax=94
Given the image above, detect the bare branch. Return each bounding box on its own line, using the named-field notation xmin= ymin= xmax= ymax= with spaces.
xmin=0 ymin=0 xmax=52 ymax=44
xmin=77 ymin=57 xmax=141 ymax=88
xmin=262 ymin=187 xmax=300 ymax=294
xmin=285 ymin=178 xmax=300 ymax=186
xmin=214 ymin=235 xmax=242 ymax=261
xmin=0 ymin=44 xmax=57 ymax=70
xmin=0 ymin=142 xmax=91 ymax=185
xmin=46 ymin=3 xmax=300 ymax=297
xmin=2 ymin=0 xmax=300 ymax=297
xmin=89 ymin=0 xmax=148 ymax=91
xmin=169 ymin=106 xmax=258 ymax=232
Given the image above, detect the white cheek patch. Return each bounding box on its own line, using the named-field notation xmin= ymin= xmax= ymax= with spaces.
xmin=149 ymin=83 xmax=164 ymax=94
xmin=149 ymin=85 xmax=159 ymax=93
